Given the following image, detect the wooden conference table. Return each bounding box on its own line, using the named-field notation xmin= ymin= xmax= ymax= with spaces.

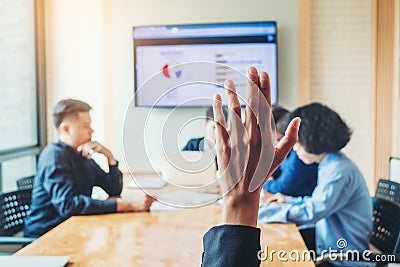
xmin=15 ymin=178 xmax=314 ymax=267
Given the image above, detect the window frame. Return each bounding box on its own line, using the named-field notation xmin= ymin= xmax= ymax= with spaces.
xmin=0 ymin=0 xmax=46 ymax=191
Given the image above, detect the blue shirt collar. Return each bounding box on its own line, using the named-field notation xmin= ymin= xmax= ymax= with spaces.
xmin=319 ymin=151 xmax=344 ymax=167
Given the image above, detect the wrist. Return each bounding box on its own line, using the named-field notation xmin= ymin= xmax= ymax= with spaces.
xmin=102 ymin=148 xmax=116 ymax=165
xmin=106 ymin=152 xmax=117 ymax=165
xmin=116 ymin=199 xmax=123 ymax=212
xmin=108 ymin=158 xmax=117 ymax=166
xmin=222 ymin=195 xmax=260 ymax=227
xmin=116 ymin=199 xmax=130 ymax=212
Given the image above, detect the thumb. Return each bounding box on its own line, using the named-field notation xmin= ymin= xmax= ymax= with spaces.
xmin=274 ymin=117 xmax=300 ymax=164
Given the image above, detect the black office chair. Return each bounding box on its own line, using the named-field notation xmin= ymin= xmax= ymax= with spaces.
xmin=0 ymin=189 xmax=36 ymax=253
xmin=375 ymin=178 xmax=400 ymax=204
xmin=316 ymin=197 xmax=400 ymax=266
xmin=16 ymin=175 xmax=35 ymax=190
xmin=370 ymin=197 xmax=400 ymax=255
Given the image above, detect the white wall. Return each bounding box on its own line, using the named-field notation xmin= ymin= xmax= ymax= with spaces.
xmin=45 ymin=0 xmax=106 ymax=143
xmin=45 ymin=0 xmax=299 ymax=172
xmin=308 ymin=0 xmax=375 ymax=191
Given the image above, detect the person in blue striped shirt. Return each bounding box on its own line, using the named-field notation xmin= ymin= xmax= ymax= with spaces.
xmin=259 ymin=103 xmax=373 ymax=267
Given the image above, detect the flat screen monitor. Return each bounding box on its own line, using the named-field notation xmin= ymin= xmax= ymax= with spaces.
xmin=133 ymin=21 xmax=278 ymax=107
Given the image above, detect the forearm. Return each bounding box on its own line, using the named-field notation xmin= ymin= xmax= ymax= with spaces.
xmin=104 ymin=165 xmax=123 ymax=196
xmin=78 ymin=198 xmax=117 ymax=215
xmin=54 ymin=195 xmax=117 ymax=217
xmin=258 ymin=197 xmax=333 ymax=225
xmin=95 ymin=163 xmax=123 ymax=196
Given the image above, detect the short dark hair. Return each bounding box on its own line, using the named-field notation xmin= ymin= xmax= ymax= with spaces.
xmin=272 ymin=106 xmax=289 ymax=124
xmin=53 ymin=99 xmax=92 ymax=128
xmin=272 ymin=106 xmax=290 ymax=136
xmin=275 ymin=112 xmax=290 ymax=136
xmin=206 ymin=106 xmax=228 ymax=122
xmin=289 ymin=103 xmax=352 ymax=154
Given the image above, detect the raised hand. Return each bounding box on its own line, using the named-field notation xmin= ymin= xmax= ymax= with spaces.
xmin=77 ymin=141 xmax=117 ymax=165
xmin=213 ymin=67 xmax=300 ymax=227
xmin=116 ymin=195 xmax=156 ymax=212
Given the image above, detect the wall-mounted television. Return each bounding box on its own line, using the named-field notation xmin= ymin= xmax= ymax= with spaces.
xmin=133 ymin=21 xmax=278 ymax=107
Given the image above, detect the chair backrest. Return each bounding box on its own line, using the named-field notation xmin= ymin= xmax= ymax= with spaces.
xmin=16 ymin=176 xmax=35 ymax=190
xmin=390 ymin=157 xmax=400 ymax=183
xmin=0 ymin=189 xmax=32 ymax=236
xmin=371 ymin=197 xmax=400 ymax=254
xmin=375 ymin=179 xmax=400 ymax=204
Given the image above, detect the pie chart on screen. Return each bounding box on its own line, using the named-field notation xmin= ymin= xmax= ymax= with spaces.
xmin=162 ymin=64 xmax=171 ymax=78
xmin=162 ymin=64 xmax=182 ymax=79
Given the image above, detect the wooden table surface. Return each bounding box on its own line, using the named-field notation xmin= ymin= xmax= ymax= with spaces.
xmin=15 ymin=204 xmax=314 ymax=267
xmin=16 ymin=174 xmax=314 ymax=266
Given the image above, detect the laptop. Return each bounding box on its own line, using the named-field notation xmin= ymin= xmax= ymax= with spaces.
xmin=161 ymin=151 xmax=217 ymax=188
xmin=127 ymin=151 xmax=218 ymax=189
xmin=128 ymin=151 xmax=220 ymax=206
xmin=127 ymin=174 xmax=168 ymax=189
xmin=389 ymin=157 xmax=400 ymax=183
xmin=0 ymin=256 xmax=69 ymax=267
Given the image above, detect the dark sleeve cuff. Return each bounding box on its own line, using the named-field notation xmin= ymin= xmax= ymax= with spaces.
xmin=103 ymin=199 xmax=118 ymax=213
xmin=202 ymin=225 xmax=261 ymax=267
xmin=84 ymin=199 xmax=118 ymax=214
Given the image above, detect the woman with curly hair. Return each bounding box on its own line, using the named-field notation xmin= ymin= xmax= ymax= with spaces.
xmin=259 ymin=103 xmax=373 ymax=267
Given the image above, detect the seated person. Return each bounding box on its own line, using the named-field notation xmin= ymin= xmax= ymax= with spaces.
xmin=263 ymin=106 xmax=318 ymax=197
xmin=24 ymin=99 xmax=155 ymax=238
xmin=201 ymin=67 xmax=299 ymax=266
xmin=270 ymin=105 xmax=289 ymax=124
xmin=183 ymin=106 xmax=228 ymax=152
xmin=259 ymin=103 xmax=372 ymax=267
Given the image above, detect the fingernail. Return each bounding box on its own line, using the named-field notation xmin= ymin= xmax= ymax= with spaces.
xmin=248 ymin=67 xmax=257 ymax=74
xmin=224 ymin=79 xmax=235 ymax=90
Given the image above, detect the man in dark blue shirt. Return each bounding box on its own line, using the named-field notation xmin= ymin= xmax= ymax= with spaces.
xmin=183 ymin=106 xmax=228 ymax=152
xmin=24 ymin=99 xmax=154 ymax=238
xmin=263 ymin=149 xmax=318 ymax=196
